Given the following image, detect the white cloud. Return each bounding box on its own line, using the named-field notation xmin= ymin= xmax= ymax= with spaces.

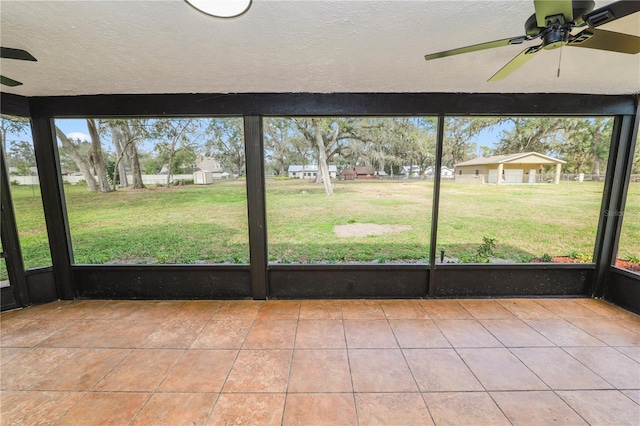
xmin=67 ymin=132 xmax=91 ymax=142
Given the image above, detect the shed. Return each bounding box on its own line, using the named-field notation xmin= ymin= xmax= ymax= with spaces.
xmin=193 ymin=170 xmax=213 ymax=185
xmin=340 ymin=168 xmax=357 ymax=180
xmin=454 ymin=152 xmax=566 ymax=185
xmin=354 ymin=166 xmax=376 ymax=179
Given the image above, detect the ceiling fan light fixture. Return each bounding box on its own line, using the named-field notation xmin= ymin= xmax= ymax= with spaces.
xmin=184 ymin=0 xmax=252 ymax=18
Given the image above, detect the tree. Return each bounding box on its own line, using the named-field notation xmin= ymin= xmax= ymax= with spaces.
xmin=204 ymin=118 xmax=245 ymax=176
xmin=293 ymin=118 xmax=360 ymax=195
xmin=562 ymin=118 xmax=612 ymax=177
xmin=6 ymin=140 xmax=35 ymax=170
xmin=493 ymin=117 xmax=564 ymax=156
xmin=0 ymin=114 xmax=30 ymax=155
xmin=264 ymin=118 xmax=297 ymax=176
xmin=107 ymin=119 xmax=147 ymax=190
xmin=442 ymin=117 xmax=492 ymax=167
xmin=151 ymin=119 xmax=203 ymax=186
xmin=55 ymin=127 xmax=99 ymax=192
xmin=86 ymin=118 xmax=112 ymax=192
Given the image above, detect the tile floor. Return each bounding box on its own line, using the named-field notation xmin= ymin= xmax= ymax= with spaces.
xmin=0 ymin=298 xmax=639 ymax=425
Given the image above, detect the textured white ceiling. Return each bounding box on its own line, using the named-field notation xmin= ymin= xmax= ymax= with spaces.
xmin=0 ymin=0 xmax=638 ymax=97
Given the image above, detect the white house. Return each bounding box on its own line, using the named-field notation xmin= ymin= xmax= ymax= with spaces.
xmin=424 ymin=166 xmax=455 ymax=178
xmin=287 ymin=165 xmax=338 ymax=179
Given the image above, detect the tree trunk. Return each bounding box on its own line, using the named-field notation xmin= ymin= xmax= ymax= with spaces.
xmin=311 ymin=119 xmax=333 ymax=196
xmin=110 ymin=124 xmax=128 ymax=189
xmin=167 ymin=149 xmax=175 ymax=186
xmin=86 ymin=119 xmax=112 ymax=193
xmin=55 ymin=126 xmax=99 ymax=192
xmin=121 ymin=124 xmax=145 ymax=189
xmin=592 ymin=130 xmax=601 ymax=178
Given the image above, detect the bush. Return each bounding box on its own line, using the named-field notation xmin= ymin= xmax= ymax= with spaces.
xmin=10 ymin=180 xmax=20 ymax=186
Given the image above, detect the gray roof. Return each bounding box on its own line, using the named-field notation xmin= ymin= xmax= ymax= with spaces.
xmin=455 ymin=152 xmax=566 ymax=167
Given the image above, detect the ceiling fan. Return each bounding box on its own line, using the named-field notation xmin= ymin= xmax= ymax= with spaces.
xmin=424 ymin=0 xmax=640 ymax=81
xmin=1 ymin=47 xmax=37 ymax=87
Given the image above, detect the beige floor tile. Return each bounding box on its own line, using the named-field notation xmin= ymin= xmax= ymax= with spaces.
xmin=123 ymin=300 xmax=185 ymax=321
xmin=81 ymin=300 xmax=142 ymax=320
xmin=498 ymin=299 xmax=557 ymax=319
xmin=344 ymin=319 xmax=398 ymax=348
xmin=288 ymin=349 xmax=352 ymax=392
xmin=222 ymin=349 xmax=292 ymax=393
xmin=159 ymin=349 xmax=237 ymax=393
xmin=169 ymin=300 xmax=223 ymax=320
xmin=299 ymin=300 xmax=342 ymax=319
xmin=491 ymin=391 xmax=588 ymax=425
xmin=573 ymin=299 xmax=637 ymax=319
xmin=283 ymin=393 xmax=356 ymax=426
xmin=131 ymin=392 xmax=218 ymax=426
xmin=94 ymin=348 xmax=183 ymax=391
xmin=525 ymin=318 xmax=607 ymax=346
xmin=422 ymin=392 xmax=510 ymax=426
xmin=212 ymin=300 xmax=261 ymax=319
xmin=56 ymin=391 xmax=150 ymax=425
xmin=295 ymin=319 xmax=345 ymax=348
xmin=45 ymin=300 xmax=111 ymax=320
xmin=511 ymin=347 xmax=614 ymax=390
xmin=535 ymin=298 xmax=602 ymax=319
xmin=0 ymin=391 xmax=85 ymax=425
xmin=341 ymin=300 xmax=385 ymax=319
xmin=419 ymin=299 xmax=473 ymax=319
xmin=457 ymin=299 xmax=515 ymax=319
xmin=31 ymin=348 xmax=130 ymax=391
xmin=557 ymin=390 xmax=640 ymax=425
xmin=617 ymin=345 xmax=640 ymax=362
xmin=256 ymin=300 xmax=300 ymax=319
xmin=1 ymin=319 xmax=68 ymax=348
xmin=563 ymin=346 xmax=640 ymax=389
xmin=36 ymin=319 xmax=113 ymax=348
xmin=0 ymin=347 xmax=25 ymax=367
xmin=140 ymin=319 xmax=207 ymax=348
xmin=435 ymin=319 xmax=502 ymax=347
xmin=481 ymin=318 xmax=553 ymax=347
xmin=568 ymin=317 xmax=640 ymax=346
xmin=622 ymin=389 xmax=640 ymax=404
xmin=1 ymin=347 xmax=78 ymax=390
xmin=380 ymin=300 xmax=429 ymax=319
xmin=243 ymin=320 xmax=297 ymax=349
xmin=190 ymin=320 xmax=252 ymax=349
xmin=458 ymin=348 xmax=548 ymax=390
xmin=208 ymin=393 xmax=284 ymax=426
xmin=349 ymin=349 xmax=418 ymax=392
xmin=404 ymin=348 xmax=483 ymax=392
xmin=389 ymin=319 xmax=450 ymax=348
xmin=87 ymin=319 xmax=161 ymax=348
xmin=355 ymin=393 xmax=434 ymax=426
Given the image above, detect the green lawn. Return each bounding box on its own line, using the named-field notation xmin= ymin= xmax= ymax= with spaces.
xmin=6 ymin=179 xmax=640 ymax=275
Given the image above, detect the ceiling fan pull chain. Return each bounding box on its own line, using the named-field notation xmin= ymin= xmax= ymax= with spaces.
xmin=557 ymin=44 xmax=564 ymax=78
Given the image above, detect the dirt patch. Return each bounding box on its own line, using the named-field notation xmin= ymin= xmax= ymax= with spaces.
xmin=333 ymin=223 xmax=411 ymax=238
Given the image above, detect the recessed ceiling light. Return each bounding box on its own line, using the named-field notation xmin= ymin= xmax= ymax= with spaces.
xmin=185 ymin=0 xmax=252 ymax=18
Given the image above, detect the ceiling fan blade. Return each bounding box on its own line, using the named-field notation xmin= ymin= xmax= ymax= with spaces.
xmin=569 ymin=28 xmax=640 ymax=53
xmin=425 ymin=36 xmax=529 ymax=61
xmin=583 ymin=0 xmax=640 ymax=28
xmin=534 ymin=0 xmax=573 ymax=26
xmin=0 ymin=75 xmax=24 ymax=87
xmin=0 ymin=47 xmax=36 ymax=62
xmin=488 ymin=46 xmax=540 ymax=82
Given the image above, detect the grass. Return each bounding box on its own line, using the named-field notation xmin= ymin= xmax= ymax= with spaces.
xmin=5 ymin=179 xmax=639 ymax=277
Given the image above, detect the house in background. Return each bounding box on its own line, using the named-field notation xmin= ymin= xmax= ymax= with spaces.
xmin=287 ymin=165 xmax=338 ymax=180
xmin=399 ymin=165 xmax=421 ymax=177
xmin=454 ymin=152 xmax=566 ymax=185
xmin=340 ymin=168 xmax=357 ymax=180
xmin=354 ymin=166 xmax=376 ymax=179
xmin=193 ymin=156 xmax=230 ymax=183
xmin=425 ymin=166 xmax=455 ymax=179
